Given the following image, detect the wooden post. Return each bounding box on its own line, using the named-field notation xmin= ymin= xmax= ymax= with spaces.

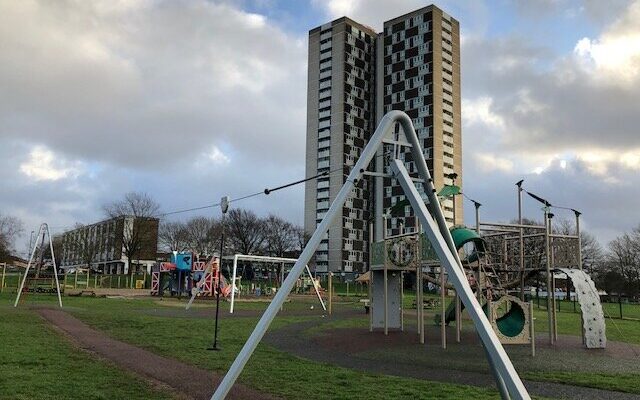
xmin=74 ymin=269 xmax=78 ymax=289
xmin=0 ymin=263 xmax=5 ymax=293
xmin=117 ymin=275 xmax=121 ymax=288
xmin=87 ymin=269 xmax=90 ymax=288
xmin=441 ymin=267 xmax=446 ymax=349
xmin=530 ymin=302 xmax=536 ymax=357
xmin=94 ymin=275 xmax=98 ymax=288
xmin=17 ymin=272 xmax=22 ymax=290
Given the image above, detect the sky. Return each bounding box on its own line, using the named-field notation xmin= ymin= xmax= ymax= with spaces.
xmin=1 ymin=0 xmax=640 ymax=255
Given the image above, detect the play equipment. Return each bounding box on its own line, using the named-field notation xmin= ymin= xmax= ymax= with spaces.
xmin=14 ymin=223 xmax=63 ymax=308
xmin=556 ymin=268 xmax=606 ymax=348
xmin=212 ymin=111 xmax=531 ymax=400
xmin=228 ymin=254 xmax=326 ymax=313
xmin=151 ymin=252 xmax=219 ymax=298
xmin=488 ymin=295 xmax=533 ymax=346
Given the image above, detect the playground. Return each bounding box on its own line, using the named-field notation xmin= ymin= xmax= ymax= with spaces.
xmin=3 ymin=289 xmax=640 ymax=399
xmin=4 ymin=112 xmax=640 ymax=400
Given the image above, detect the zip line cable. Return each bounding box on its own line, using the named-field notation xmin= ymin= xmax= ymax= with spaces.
xmin=159 ymin=166 xmax=344 ymax=219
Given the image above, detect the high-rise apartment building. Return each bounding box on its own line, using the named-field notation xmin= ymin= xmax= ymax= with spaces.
xmin=304 ymin=5 xmax=462 ymax=276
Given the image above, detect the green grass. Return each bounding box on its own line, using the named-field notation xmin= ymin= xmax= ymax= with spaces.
xmin=524 ymin=371 xmax=640 ymax=394
xmin=1 ymin=293 xmax=502 ymax=399
xmin=0 ymin=305 xmax=177 ymax=400
xmin=6 ymin=290 xmax=640 ymax=398
xmin=69 ymin=302 xmax=500 ymax=399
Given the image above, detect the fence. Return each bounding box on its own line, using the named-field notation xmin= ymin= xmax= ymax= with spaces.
xmin=532 ymin=292 xmax=640 ymax=320
xmin=0 ymin=271 xmax=152 ymax=293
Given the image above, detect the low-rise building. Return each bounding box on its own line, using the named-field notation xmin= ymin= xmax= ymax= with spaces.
xmin=60 ymin=216 xmax=159 ymax=274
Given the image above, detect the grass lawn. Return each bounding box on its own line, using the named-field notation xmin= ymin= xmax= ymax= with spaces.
xmin=1 ymin=292 xmax=502 ymax=399
xmin=5 ymin=289 xmax=640 ymax=398
xmin=0 ymin=304 xmax=177 ymax=400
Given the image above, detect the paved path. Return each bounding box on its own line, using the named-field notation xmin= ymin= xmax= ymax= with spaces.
xmin=264 ymin=319 xmax=640 ymax=400
xmin=36 ymin=308 xmax=276 ymax=400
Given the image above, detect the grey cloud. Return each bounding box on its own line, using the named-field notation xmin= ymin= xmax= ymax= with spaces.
xmin=0 ymin=0 xmax=307 ymax=170
xmin=461 ymin=34 xmax=640 ymax=153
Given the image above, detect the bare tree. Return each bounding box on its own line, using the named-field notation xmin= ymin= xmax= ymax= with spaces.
xmin=103 ymin=192 xmax=160 ymax=276
xmin=607 ymin=231 xmax=640 ymax=297
xmin=0 ymin=214 xmax=24 ymax=262
xmin=158 ymin=221 xmax=188 ymax=252
xmin=263 ymin=215 xmax=296 ymax=257
xmin=226 ymin=209 xmax=265 ymax=255
xmin=184 ymin=216 xmax=219 ymax=257
xmin=293 ymin=226 xmax=310 ymax=255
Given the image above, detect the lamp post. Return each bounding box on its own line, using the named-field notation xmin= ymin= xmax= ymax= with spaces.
xmin=209 ymin=196 xmax=230 ymax=351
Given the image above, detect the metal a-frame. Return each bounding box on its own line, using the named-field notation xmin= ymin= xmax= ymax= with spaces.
xmin=14 ymin=223 xmax=63 ymax=308
xmin=211 ymin=111 xmax=530 ymax=400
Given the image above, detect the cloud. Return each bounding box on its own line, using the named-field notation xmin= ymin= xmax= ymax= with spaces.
xmin=0 ymin=0 xmax=307 ymax=170
xmin=0 ymin=0 xmax=310 ymax=252
xmin=474 ymin=154 xmax=514 ymax=173
xmin=207 ymin=145 xmax=231 ymax=165
xmin=573 ymin=1 xmax=640 ymax=82
xmin=20 ymin=146 xmax=83 ymax=182
xmin=462 ymin=97 xmax=505 ymax=129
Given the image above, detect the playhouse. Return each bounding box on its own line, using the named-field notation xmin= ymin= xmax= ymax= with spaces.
xmin=151 ymin=252 xmax=226 ymax=298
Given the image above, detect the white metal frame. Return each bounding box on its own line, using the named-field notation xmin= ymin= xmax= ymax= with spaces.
xmin=14 ymin=223 xmax=63 ymax=308
xmin=228 ymin=254 xmax=325 ymax=313
xmin=211 ymin=111 xmax=530 ymax=400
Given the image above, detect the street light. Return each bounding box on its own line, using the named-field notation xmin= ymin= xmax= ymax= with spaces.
xmin=209 ymin=195 xmax=230 ymax=351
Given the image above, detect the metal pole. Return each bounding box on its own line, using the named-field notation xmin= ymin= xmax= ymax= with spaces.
xmin=549 ymin=215 xmax=558 ymax=341
xmin=456 ymin=293 xmax=461 ymax=343
xmin=212 ymin=112 xmax=397 ymax=399
xmin=544 ymin=212 xmax=553 ymax=345
xmin=29 ymin=230 xmax=34 ymax=255
xmin=441 ymin=267 xmax=446 ymax=349
xmin=383 ymin=265 xmax=388 ymax=335
xmin=210 ymin=212 xmax=225 ymax=351
xmin=369 ymin=221 xmax=374 ymax=331
xmin=418 ymin=264 xmax=423 ymax=343
xmin=45 ymin=224 xmax=63 ymax=308
xmin=400 ymin=272 xmax=404 ymax=332
xmin=328 ymin=271 xmax=333 ymax=315
xmin=14 ymin=224 xmax=44 ymax=307
xmin=306 ymin=265 xmax=326 ymax=311
xmin=212 ymin=112 xmax=529 ymax=400
xmin=517 ymin=181 xmax=525 ymax=301
xmin=575 ymin=211 xmax=582 ymax=271
xmin=392 ymin=159 xmax=527 ymax=399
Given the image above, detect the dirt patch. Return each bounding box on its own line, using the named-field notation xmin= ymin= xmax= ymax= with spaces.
xmin=36 ymin=307 xmax=276 ymax=400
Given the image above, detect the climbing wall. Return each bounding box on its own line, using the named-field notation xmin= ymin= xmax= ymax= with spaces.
xmin=558 ymin=268 xmax=606 ymax=349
